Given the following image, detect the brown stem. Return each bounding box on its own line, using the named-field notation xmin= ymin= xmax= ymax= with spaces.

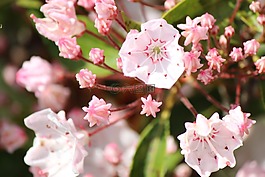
xmin=178 ymin=89 xmax=198 ymax=118
xmin=229 ymin=0 xmax=243 ymax=25
xmin=106 ymin=35 xmax=121 ymax=50
xmin=102 ymin=63 xmax=123 ymax=75
xmin=235 ymin=78 xmax=241 ymax=105
xmin=138 ymin=0 xmax=166 ymax=11
xmin=110 ymin=99 xmax=141 ymax=112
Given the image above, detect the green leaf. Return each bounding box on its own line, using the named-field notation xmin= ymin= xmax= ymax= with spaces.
xmin=16 ymin=0 xmax=42 ymax=9
xmin=162 ymin=0 xmax=203 ymax=25
xmin=130 ymin=118 xmax=169 ymax=177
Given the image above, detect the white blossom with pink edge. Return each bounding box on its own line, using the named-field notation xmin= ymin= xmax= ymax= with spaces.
xmin=24 ymin=109 xmax=88 ymax=177
xmin=255 ymin=56 xmax=265 ymax=73
xmin=82 ymin=95 xmax=112 ymax=127
xmin=30 ymin=0 xmax=85 ymax=42
xmin=236 ymin=161 xmax=265 ymax=177
xmin=177 ymin=16 xmax=208 ymax=46
xmin=243 ymin=39 xmax=260 ymax=56
xmin=183 ymin=50 xmax=203 ymax=76
xmin=16 ymin=56 xmax=53 ymax=94
xmin=56 ymin=37 xmax=81 ymax=59
xmin=178 ymin=113 xmax=243 ymax=177
xmin=222 ymin=106 xmax=256 ymax=138
xmin=89 ymin=48 xmax=105 ymax=65
xmin=0 ymin=120 xmax=27 ymax=153
xmin=119 ymin=19 xmax=185 ymax=89
xmin=140 ymin=94 xmax=162 ymax=118
xmin=76 ymin=69 xmax=96 ymax=88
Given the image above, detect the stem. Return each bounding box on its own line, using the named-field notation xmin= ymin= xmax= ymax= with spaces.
xmin=115 ymin=18 xmax=127 ymax=32
xmin=110 ymin=99 xmax=141 ymax=112
xmin=138 ymin=0 xmax=166 ymax=11
xmin=178 ymin=90 xmax=198 ymax=118
xmin=106 ymin=34 xmax=121 ymax=50
xmin=160 ymin=85 xmax=178 ymax=120
xmin=235 ymin=78 xmax=241 ymax=105
xmin=85 ymin=30 xmax=110 ymax=45
xmin=229 ymin=0 xmax=243 ymax=25
xmin=102 ymin=63 xmax=123 ymax=75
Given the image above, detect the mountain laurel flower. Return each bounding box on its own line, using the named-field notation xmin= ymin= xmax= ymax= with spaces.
xmin=197 ymin=69 xmax=214 ymax=85
xmin=229 ymin=47 xmax=244 ymax=62
xmin=56 ymin=37 xmax=81 ymax=59
xmin=205 ymin=48 xmax=225 ymax=72
xmin=255 ymin=56 xmax=265 ymax=73
xmin=89 ymin=48 xmax=105 ymax=65
xmin=119 ymin=19 xmax=185 ymax=89
xmin=94 ymin=0 xmax=117 ymax=20
xmin=209 ymin=25 xmax=219 ymax=35
xmin=94 ymin=18 xmax=112 ymax=35
xmin=76 ymin=69 xmax=96 ymax=88
xmin=224 ymin=26 xmax=235 ymax=38
xmin=140 ymin=94 xmax=162 ymax=118
xmin=82 ymin=95 xmax=112 ymax=127
xmin=78 ymin=0 xmax=96 ymax=10
xmin=24 ymin=109 xmax=88 ymax=177
xmin=177 ymin=16 xmax=208 ymax=46
xmin=103 ymin=143 xmax=122 ymax=165
xmin=30 ymin=0 xmax=85 ymax=42
xmin=243 ymin=39 xmax=260 ymax=56
xmin=236 ymin=161 xmax=265 ymax=177
xmin=164 ymin=0 xmax=176 ymax=10
xmin=0 ymin=120 xmax=27 ymax=153
xmin=16 ymin=56 xmax=53 ymax=94
xmin=219 ymin=35 xmax=227 ymax=49
xmin=257 ymin=14 xmax=265 ymax=25
xmin=223 ymin=106 xmax=256 ymax=138
xmin=116 ymin=57 xmax=123 ymax=70
xmin=249 ymin=1 xmax=261 ymax=13
xmin=178 ymin=113 xmax=242 ymax=177
xmin=183 ymin=50 xmax=203 ymax=76
xmin=200 ymin=13 xmax=216 ymax=29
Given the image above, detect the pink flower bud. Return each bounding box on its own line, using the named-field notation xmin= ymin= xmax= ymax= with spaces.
xmin=94 ymin=0 xmax=117 ymax=20
xmin=103 ymin=143 xmax=122 ymax=165
xmin=200 ymin=13 xmax=216 ymax=29
xmin=94 ymin=18 xmax=112 ymax=35
xmin=89 ymin=48 xmax=105 ymax=65
xmin=57 ymin=37 xmax=81 ymax=59
xmin=183 ymin=50 xmax=203 ymax=76
xmin=164 ymin=0 xmax=176 ymax=10
xmin=224 ymin=25 xmax=235 ymax=38
xmin=209 ymin=25 xmax=219 ymax=35
xmin=219 ymin=35 xmax=227 ymax=48
xmin=174 ymin=163 xmax=192 ymax=177
xmin=82 ymin=95 xmax=112 ymax=127
xmin=257 ymin=14 xmax=265 ymax=25
xmin=243 ymin=39 xmax=260 ymax=56
xmin=205 ymin=48 xmax=225 ymax=72
xmin=2 ymin=64 xmax=18 ymax=87
xmin=229 ymin=47 xmax=244 ymax=62
xmin=249 ymin=1 xmax=261 ymax=13
xmin=76 ymin=69 xmax=96 ymax=88
xmin=197 ymin=69 xmax=214 ymax=85
xmin=78 ymin=0 xmax=96 ymax=11
xmin=116 ymin=57 xmax=123 ymax=70
xmin=191 ymin=43 xmax=203 ymax=52
xmin=255 ymin=56 xmax=265 ymax=73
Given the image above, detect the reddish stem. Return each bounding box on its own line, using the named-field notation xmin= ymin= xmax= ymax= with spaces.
xmin=229 ymin=0 xmax=243 ymax=25
xmin=178 ymin=90 xmax=198 ymax=118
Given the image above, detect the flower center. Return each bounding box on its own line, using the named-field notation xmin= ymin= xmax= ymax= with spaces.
xmin=153 ymin=46 xmax=161 ymax=55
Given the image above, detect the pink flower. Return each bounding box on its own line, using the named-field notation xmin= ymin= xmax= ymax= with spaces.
xmin=164 ymin=0 xmax=176 ymax=10
xmin=0 ymin=120 xmax=27 ymax=153
xmin=82 ymin=95 xmax=112 ymax=127
xmin=200 ymin=13 xmax=216 ymax=29
xmin=219 ymin=35 xmax=227 ymax=48
xmin=174 ymin=163 xmax=192 ymax=177
xmin=255 ymin=56 xmax=265 ymax=73
xmin=192 ymin=43 xmax=203 ymax=52
xmin=177 ymin=16 xmax=208 ymax=46
xmin=116 ymin=57 xmax=123 ymax=70
xmin=29 ymin=166 xmax=48 ymax=177
xmin=56 ymin=37 xmax=81 ymax=59
xmin=140 ymin=94 xmax=162 ymax=118
xmin=205 ymin=48 xmax=226 ymax=72
xmin=223 ymin=106 xmax=256 ymax=138
xmin=197 ymin=69 xmax=214 ymax=85
xmin=119 ymin=19 xmax=185 ymax=89
xmin=30 ymin=0 xmax=85 ymax=42
xmin=209 ymin=25 xmax=219 ymax=35
xmin=37 ymin=84 xmax=71 ymax=112
xmin=243 ymin=39 xmax=260 ymax=56
xmin=94 ymin=0 xmax=117 ymax=20
xmin=94 ymin=18 xmax=112 ymax=35
xmin=224 ymin=26 xmax=235 ymax=38
xmin=249 ymin=1 xmax=261 ymax=13
xmin=183 ymin=50 xmax=203 ymax=76
xmin=236 ymin=161 xmax=265 ymax=177
xmin=103 ymin=143 xmax=122 ymax=165
xmin=24 ymin=109 xmax=88 ymax=176
xmin=177 ymin=113 xmax=242 ymax=177
xmin=76 ymin=69 xmax=96 ymax=88
xmin=89 ymin=48 xmax=105 ymax=65
xmin=229 ymin=47 xmax=244 ymax=62
xmin=16 ymin=56 xmax=53 ymax=94
xmin=78 ymin=0 xmax=96 ymax=10
xmin=166 ymin=136 xmax=178 ymax=154
xmin=257 ymin=14 xmax=265 ymax=25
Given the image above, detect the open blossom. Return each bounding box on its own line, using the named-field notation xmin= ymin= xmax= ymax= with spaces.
xmin=243 ymin=39 xmax=260 ymax=56
xmin=82 ymin=95 xmax=112 ymax=127
xmin=78 ymin=0 xmax=96 ymax=10
xmin=0 ymin=120 xmax=27 ymax=153
xmin=183 ymin=50 xmax=203 ymax=76
xmin=200 ymin=13 xmax=216 ymax=29
xmin=197 ymin=69 xmax=214 ymax=85
xmin=16 ymin=56 xmax=53 ymax=94
xmin=140 ymin=94 xmax=162 ymax=118
xmin=119 ymin=19 xmax=185 ymax=89
xmin=205 ymin=48 xmax=225 ymax=72
xmin=255 ymin=56 xmax=265 ymax=73
xmin=76 ymin=69 xmax=96 ymax=88
xmin=89 ymin=48 xmax=105 ymax=65
xmin=178 ymin=113 xmax=242 ymax=177
xmin=223 ymin=106 xmax=256 ymax=138
xmin=30 ymin=0 xmax=85 ymax=42
xmin=56 ymin=37 xmax=81 ymax=59
xmin=24 ymin=109 xmax=88 ymax=177
xmin=177 ymin=16 xmax=208 ymax=46
xmin=94 ymin=0 xmax=117 ymax=20
xmin=229 ymin=47 xmax=244 ymax=62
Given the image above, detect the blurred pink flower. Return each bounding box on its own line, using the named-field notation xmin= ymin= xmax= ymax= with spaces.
xmin=255 ymin=56 xmax=265 ymax=73
xmin=119 ymin=19 xmax=185 ymax=89
xmin=178 ymin=113 xmax=242 ymax=177
xmin=166 ymin=136 xmax=178 ymax=154
xmin=164 ymin=0 xmax=176 ymax=10
xmin=249 ymin=1 xmax=261 ymax=13
xmin=78 ymin=0 xmax=96 ymax=10
xmin=104 ymin=143 xmax=122 ymax=165
xmin=243 ymin=39 xmax=260 ymax=56
xmin=56 ymin=37 xmax=81 ymax=59
xmin=76 ymin=69 xmax=96 ymax=88
xmin=236 ymin=161 xmax=265 ymax=177
xmin=140 ymin=94 xmax=162 ymax=118
xmin=174 ymin=163 xmax=192 ymax=177
xmin=82 ymin=95 xmax=112 ymax=127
